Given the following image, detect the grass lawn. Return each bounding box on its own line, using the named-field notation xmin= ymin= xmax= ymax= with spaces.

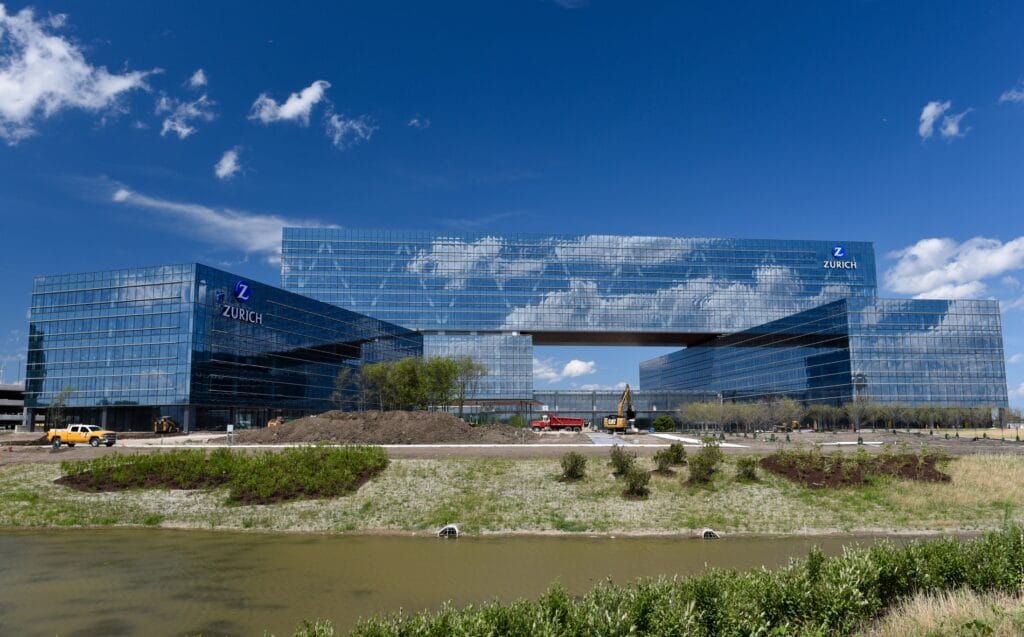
xmin=1 ymin=453 xmax=1023 ymax=535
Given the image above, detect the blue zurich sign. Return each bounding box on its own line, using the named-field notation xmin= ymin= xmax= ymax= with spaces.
xmin=233 ymin=280 xmax=252 ymax=303
xmin=832 ymin=246 xmax=846 ymax=258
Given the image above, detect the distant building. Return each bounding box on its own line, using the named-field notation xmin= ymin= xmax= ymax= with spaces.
xmin=0 ymin=383 xmax=27 ymax=430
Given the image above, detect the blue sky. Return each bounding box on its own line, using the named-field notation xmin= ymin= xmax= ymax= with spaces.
xmin=1 ymin=1 xmax=1023 ymax=406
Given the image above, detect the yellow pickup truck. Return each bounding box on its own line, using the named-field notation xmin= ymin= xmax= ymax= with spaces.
xmin=47 ymin=424 xmax=118 ymax=448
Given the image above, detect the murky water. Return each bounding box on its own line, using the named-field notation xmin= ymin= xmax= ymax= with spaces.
xmin=0 ymin=530 xmax=904 ymax=636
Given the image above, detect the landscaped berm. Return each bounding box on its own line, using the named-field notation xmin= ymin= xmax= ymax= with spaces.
xmin=235 ymin=411 xmax=584 ymax=445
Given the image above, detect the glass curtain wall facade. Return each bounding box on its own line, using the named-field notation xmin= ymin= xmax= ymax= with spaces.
xmin=25 ymin=264 xmax=421 ymax=430
xmin=281 ymin=229 xmax=878 ymax=336
xmin=422 ymin=334 xmax=532 ymax=400
xmin=281 ymin=229 xmax=879 ymax=400
xmin=640 ymin=298 xmax=1009 ymax=407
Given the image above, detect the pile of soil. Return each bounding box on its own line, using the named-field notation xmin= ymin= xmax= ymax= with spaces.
xmin=235 ymin=411 xmax=570 ymax=445
xmin=760 ymin=451 xmax=951 ymax=488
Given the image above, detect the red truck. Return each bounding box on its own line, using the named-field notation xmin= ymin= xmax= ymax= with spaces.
xmin=530 ymin=414 xmax=587 ymax=432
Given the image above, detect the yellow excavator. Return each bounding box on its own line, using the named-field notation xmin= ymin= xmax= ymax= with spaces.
xmin=604 ymin=384 xmax=637 ymax=433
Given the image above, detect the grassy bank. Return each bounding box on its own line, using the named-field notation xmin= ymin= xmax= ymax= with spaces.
xmin=1 ymin=454 xmax=1024 ymax=534
xmin=275 ymin=526 xmax=1024 ymax=636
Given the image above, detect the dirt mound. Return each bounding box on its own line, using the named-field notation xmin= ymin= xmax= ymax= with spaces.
xmin=235 ymin=411 xmax=570 ymax=445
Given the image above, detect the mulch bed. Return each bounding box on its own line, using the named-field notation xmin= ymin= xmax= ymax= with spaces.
xmin=760 ymin=452 xmax=951 ymax=488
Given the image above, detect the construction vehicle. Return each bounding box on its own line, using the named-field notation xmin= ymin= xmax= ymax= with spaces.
xmin=153 ymin=416 xmax=180 ymax=434
xmin=604 ymin=384 xmax=637 ymax=433
xmin=530 ymin=414 xmax=586 ymax=432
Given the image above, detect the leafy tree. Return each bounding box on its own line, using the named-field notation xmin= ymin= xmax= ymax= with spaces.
xmin=651 ymin=414 xmax=676 ymax=432
xmin=424 ymin=357 xmax=459 ymax=410
xmin=391 ymin=357 xmax=428 ymax=410
xmin=360 ymin=362 xmax=394 ymax=410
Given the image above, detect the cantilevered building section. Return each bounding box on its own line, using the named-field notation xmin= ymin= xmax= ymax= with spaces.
xmin=281 ymin=229 xmax=880 ymax=400
xmin=640 ymin=298 xmax=1009 ymax=407
xmin=24 ymin=264 xmax=421 ymax=431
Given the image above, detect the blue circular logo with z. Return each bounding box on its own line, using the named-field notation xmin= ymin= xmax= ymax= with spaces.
xmin=233 ymin=280 xmax=252 ymax=303
xmin=832 ymin=246 xmax=846 ymax=258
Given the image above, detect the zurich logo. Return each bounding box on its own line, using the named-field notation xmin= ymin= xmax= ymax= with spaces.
xmin=832 ymin=246 xmax=846 ymax=258
xmin=214 ymin=290 xmax=226 ymax=305
xmin=233 ymin=280 xmax=252 ymax=303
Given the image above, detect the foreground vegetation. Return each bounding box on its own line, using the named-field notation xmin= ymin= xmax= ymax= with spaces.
xmin=4 ymin=454 xmax=1024 ymax=534
xmin=57 ymin=446 xmax=388 ymax=504
xmin=277 ymin=526 xmax=1024 ymax=636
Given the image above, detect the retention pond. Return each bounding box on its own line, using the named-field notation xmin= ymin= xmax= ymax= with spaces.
xmin=0 ymin=529 xmax=910 ymax=636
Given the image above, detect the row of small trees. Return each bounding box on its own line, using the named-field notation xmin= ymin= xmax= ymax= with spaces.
xmin=331 ymin=356 xmax=488 ymax=415
xmin=677 ymin=397 xmax=1008 ymax=432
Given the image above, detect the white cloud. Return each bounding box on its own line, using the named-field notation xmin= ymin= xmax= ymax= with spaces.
xmin=188 ymin=68 xmax=207 ymax=89
xmin=919 ymin=101 xmax=950 ymax=140
xmin=999 ymin=83 xmax=1024 ymax=104
xmin=533 ymin=358 xmax=597 ymax=384
xmin=408 ymin=116 xmax=430 ymax=129
xmin=157 ymin=93 xmax=215 ymax=139
xmin=249 ymin=80 xmax=329 ymax=125
xmin=1009 ymin=353 xmax=1024 ymax=364
xmin=109 ymin=185 xmax=329 ymax=263
xmin=940 ymin=108 xmax=971 ymax=139
xmin=214 ymin=147 xmax=241 ymax=180
xmin=325 ymin=112 xmax=376 ymax=149
xmin=562 ymin=359 xmax=597 ymax=378
xmin=884 ymin=237 xmax=1024 ymax=299
xmin=0 ymin=5 xmax=154 ymax=143
xmin=1011 ymin=383 xmax=1024 ymax=400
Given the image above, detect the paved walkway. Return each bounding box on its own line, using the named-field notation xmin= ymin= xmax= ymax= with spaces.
xmin=650 ymin=433 xmax=750 ymax=448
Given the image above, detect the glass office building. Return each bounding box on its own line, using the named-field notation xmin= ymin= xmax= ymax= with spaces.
xmin=640 ymin=298 xmax=1009 ymax=407
xmin=281 ymin=229 xmax=882 ymax=400
xmin=24 ymin=264 xmax=421 ymax=430
xmin=281 ymin=229 xmax=877 ymax=338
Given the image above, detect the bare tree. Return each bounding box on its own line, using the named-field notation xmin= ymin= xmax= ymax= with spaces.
xmin=454 ymin=356 xmax=488 ymax=418
xmin=47 ymin=386 xmax=75 ymax=430
xmin=330 ymin=366 xmax=355 ymax=411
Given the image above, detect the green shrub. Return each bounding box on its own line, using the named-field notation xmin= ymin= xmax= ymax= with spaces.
xmin=347 ymin=526 xmax=1024 ymax=637
xmin=622 ymin=466 xmax=650 ymax=498
xmin=57 ymin=446 xmax=388 ymax=505
xmin=687 ymin=440 xmax=723 ymax=484
xmin=667 ymin=442 xmax=687 ymax=465
xmin=653 ymin=449 xmax=673 ymax=473
xmin=560 ymin=451 xmax=586 ymax=481
xmin=735 ymin=456 xmax=758 ymax=481
xmin=609 ymin=445 xmax=636 ymax=476
xmin=507 ymin=415 xmax=527 ymax=428
xmin=652 ymin=415 xmax=676 ymax=432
